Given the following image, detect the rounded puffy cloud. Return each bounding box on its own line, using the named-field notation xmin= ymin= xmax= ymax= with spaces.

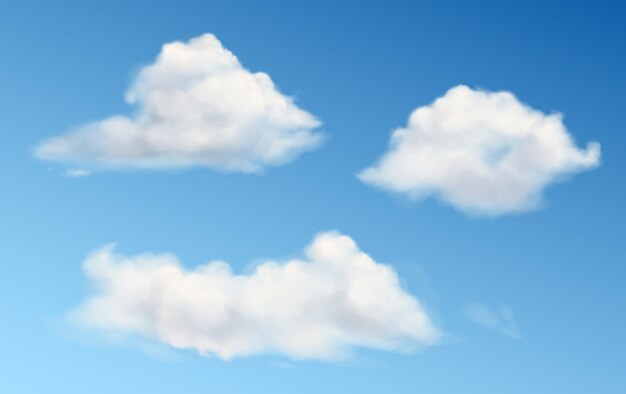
xmin=35 ymin=34 xmax=323 ymax=173
xmin=358 ymin=85 xmax=600 ymax=216
xmin=71 ymin=232 xmax=439 ymax=361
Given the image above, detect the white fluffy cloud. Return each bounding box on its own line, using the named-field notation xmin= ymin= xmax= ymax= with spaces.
xmin=71 ymin=232 xmax=439 ymax=361
xmin=465 ymin=303 xmax=521 ymax=339
xmin=359 ymin=85 xmax=600 ymax=216
xmin=35 ymin=34 xmax=323 ymax=173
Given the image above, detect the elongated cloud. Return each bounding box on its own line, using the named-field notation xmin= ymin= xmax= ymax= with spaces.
xmin=62 ymin=168 xmax=91 ymax=178
xmin=71 ymin=232 xmax=439 ymax=361
xmin=465 ymin=303 xmax=521 ymax=339
xmin=35 ymin=34 xmax=323 ymax=173
xmin=359 ymin=85 xmax=600 ymax=216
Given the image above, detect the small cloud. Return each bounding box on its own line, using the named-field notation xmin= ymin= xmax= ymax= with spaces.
xmin=63 ymin=168 xmax=92 ymax=178
xmin=70 ymin=232 xmax=440 ymax=361
xmin=465 ymin=303 xmax=521 ymax=339
xmin=359 ymin=85 xmax=600 ymax=216
xmin=35 ymin=34 xmax=323 ymax=173
xmin=269 ymin=360 xmax=298 ymax=369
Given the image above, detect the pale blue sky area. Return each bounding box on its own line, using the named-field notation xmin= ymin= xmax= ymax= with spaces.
xmin=1 ymin=0 xmax=625 ymax=393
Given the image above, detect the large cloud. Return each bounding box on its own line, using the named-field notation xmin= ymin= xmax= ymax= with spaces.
xmin=71 ymin=232 xmax=439 ymax=361
xmin=35 ymin=34 xmax=323 ymax=173
xmin=358 ymin=85 xmax=600 ymax=216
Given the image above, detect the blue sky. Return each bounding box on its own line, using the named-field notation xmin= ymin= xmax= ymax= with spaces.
xmin=1 ymin=0 xmax=625 ymax=392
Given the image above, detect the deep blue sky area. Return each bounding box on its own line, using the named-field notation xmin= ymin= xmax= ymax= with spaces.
xmin=1 ymin=1 xmax=625 ymax=393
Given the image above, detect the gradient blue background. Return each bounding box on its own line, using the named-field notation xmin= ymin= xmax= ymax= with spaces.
xmin=1 ymin=0 xmax=625 ymax=392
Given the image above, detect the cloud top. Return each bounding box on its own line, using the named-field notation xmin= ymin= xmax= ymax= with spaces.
xmin=35 ymin=34 xmax=323 ymax=173
xmin=359 ymin=85 xmax=600 ymax=216
xmin=71 ymin=232 xmax=439 ymax=361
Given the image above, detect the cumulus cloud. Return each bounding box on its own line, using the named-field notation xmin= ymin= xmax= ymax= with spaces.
xmin=35 ymin=34 xmax=323 ymax=173
xmin=358 ymin=85 xmax=600 ymax=216
xmin=465 ymin=303 xmax=521 ymax=339
xmin=71 ymin=232 xmax=439 ymax=361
